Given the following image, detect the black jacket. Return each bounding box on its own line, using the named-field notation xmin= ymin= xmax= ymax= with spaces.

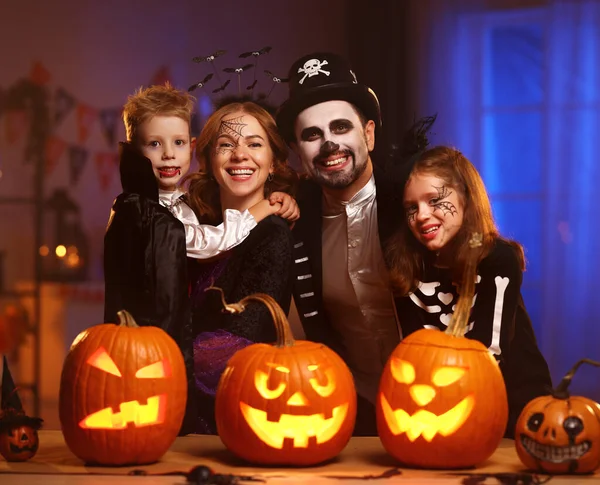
xmin=103 ymin=142 xmax=196 ymax=435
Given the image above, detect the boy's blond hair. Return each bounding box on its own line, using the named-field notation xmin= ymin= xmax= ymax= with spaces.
xmin=122 ymin=82 xmax=196 ymax=143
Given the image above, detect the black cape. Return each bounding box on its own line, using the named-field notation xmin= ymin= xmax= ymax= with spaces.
xmin=103 ymin=142 xmax=196 ymax=435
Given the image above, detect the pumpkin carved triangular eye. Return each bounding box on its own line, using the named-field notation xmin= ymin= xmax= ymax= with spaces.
xmin=136 ymin=359 xmax=172 ymax=378
xmin=432 ymin=366 xmax=467 ymax=387
xmin=87 ymin=347 xmax=121 ymax=377
xmin=390 ymin=358 xmax=415 ymax=385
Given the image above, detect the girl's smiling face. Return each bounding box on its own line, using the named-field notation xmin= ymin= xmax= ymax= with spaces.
xmin=403 ymin=172 xmax=464 ymax=253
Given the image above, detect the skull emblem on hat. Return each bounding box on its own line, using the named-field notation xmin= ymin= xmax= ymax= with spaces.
xmin=298 ymin=58 xmax=330 ymax=84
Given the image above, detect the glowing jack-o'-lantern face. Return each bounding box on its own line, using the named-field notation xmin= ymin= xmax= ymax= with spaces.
xmin=59 ymin=312 xmax=187 ymax=466
xmin=380 ymin=358 xmax=475 ymax=442
xmin=376 ymin=329 xmax=508 ymax=469
xmin=216 ymin=340 xmax=357 ymax=466
xmin=78 ymin=347 xmax=170 ymax=429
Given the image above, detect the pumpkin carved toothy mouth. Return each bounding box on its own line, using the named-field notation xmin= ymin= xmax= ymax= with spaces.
xmin=79 ymin=394 xmax=167 ymax=429
xmin=240 ymin=402 xmax=349 ymax=449
xmin=520 ymin=434 xmax=591 ymax=463
xmin=380 ymin=392 xmax=475 ymax=442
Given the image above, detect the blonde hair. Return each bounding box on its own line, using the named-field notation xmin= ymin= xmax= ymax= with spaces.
xmin=122 ymin=82 xmax=196 ymax=142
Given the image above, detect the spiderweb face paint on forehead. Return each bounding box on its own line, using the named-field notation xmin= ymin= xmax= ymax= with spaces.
xmin=216 ymin=116 xmax=248 ymax=154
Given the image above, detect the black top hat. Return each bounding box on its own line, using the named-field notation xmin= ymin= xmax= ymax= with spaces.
xmin=276 ymin=52 xmax=381 ymax=144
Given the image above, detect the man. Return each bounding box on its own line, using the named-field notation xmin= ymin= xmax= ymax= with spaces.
xmin=276 ymin=52 xmax=402 ymax=435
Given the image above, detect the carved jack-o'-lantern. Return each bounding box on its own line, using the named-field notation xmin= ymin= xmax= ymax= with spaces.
xmin=0 ymin=423 xmax=39 ymax=462
xmin=377 ymin=329 xmax=508 ymax=468
xmin=212 ymin=290 xmax=357 ymax=465
xmin=0 ymin=356 xmax=44 ymax=462
xmin=377 ymin=234 xmax=508 ymax=469
xmin=516 ymin=358 xmax=600 ymax=474
xmin=58 ymin=311 xmax=187 ymax=466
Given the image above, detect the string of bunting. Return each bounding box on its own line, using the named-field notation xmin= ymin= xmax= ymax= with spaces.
xmin=0 ymin=62 xmax=172 ymax=192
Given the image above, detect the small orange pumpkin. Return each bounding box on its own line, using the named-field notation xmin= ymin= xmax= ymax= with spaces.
xmin=211 ymin=288 xmax=357 ymax=466
xmin=376 ymin=233 xmax=508 ymax=469
xmin=58 ymin=311 xmax=187 ymax=466
xmin=515 ymin=358 xmax=600 ymax=474
xmin=0 ymin=421 xmax=40 ymax=462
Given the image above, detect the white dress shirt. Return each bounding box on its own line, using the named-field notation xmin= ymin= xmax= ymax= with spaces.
xmin=321 ymin=175 xmax=400 ymax=403
xmin=158 ymin=189 xmax=257 ymax=259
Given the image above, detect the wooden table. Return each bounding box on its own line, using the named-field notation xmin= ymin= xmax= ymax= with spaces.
xmin=0 ymin=430 xmax=598 ymax=484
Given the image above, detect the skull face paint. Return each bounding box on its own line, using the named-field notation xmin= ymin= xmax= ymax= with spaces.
xmin=292 ymin=100 xmax=374 ymax=191
xmin=403 ymin=173 xmax=464 ymax=254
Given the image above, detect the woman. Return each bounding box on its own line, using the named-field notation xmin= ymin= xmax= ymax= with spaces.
xmin=386 ymin=146 xmax=552 ymax=438
xmin=185 ymin=101 xmax=298 ymax=434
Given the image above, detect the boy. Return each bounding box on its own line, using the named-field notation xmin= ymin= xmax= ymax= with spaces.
xmin=103 ymin=83 xmax=297 ymax=434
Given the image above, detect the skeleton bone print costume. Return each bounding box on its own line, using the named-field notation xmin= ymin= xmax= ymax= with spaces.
xmin=395 ymin=239 xmax=552 ymax=437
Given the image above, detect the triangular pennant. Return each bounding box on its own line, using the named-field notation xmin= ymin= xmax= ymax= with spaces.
xmin=44 ymin=136 xmax=67 ymax=175
xmin=95 ymin=152 xmax=118 ymax=192
xmin=98 ymin=108 xmax=120 ymax=148
xmin=150 ymin=66 xmax=172 ymax=86
xmin=4 ymin=109 xmax=29 ymax=145
xmin=68 ymin=145 xmax=88 ymax=185
xmin=77 ymin=103 xmax=97 ymax=143
xmin=54 ymin=87 xmax=76 ymax=127
xmin=1 ymin=356 xmax=23 ymax=413
xmin=29 ymin=61 xmax=51 ymax=86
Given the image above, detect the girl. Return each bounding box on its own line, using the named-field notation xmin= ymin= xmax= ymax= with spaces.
xmin=386 ymin=146 xmax=552 ymax=438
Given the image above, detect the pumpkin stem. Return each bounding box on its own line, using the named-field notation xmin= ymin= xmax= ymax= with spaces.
xmin=446 ymin=233 xmax=482 ymax=338
xmin=205 ymin=286 xmax=295 ymax=347
xmin=553 ymin=358 xmax=600 ymax=399
xmin=117 ymin=310 xmax=139 ymax=328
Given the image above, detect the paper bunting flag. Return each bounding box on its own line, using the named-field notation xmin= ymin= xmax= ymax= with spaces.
xmin=68 ymin=146 xmax=88 ymax=185
xmin=44 ymin=136 xmax=67 ymax=175
xmin=99 ymin=108 xmax=120 ymax=148
xmin=77 ymin=104 xmax=97 ymax=143
xmin=29 ymin=61 xmax=51 ymax=86
xmin=95 ymin=152 xmax=118 ymax=192
xmin=4 ymin=109 xmax=29 ymax=145
xmin=54 ymin=87 xmax=76 ymax=127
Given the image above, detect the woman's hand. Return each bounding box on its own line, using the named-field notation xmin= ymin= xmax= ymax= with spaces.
xmin=269 ymin=192 xmax=300 ymax=222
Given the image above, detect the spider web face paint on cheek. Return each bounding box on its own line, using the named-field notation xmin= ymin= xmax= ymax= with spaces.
xmin=432 ymin=185 xmax=458 ymax=217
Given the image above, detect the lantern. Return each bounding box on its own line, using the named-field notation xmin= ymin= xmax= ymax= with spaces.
xmin=376 ymin=233 xmax=508 ymax=469
xmin=58 ymin=311 xmax=187 ymax=466
xmin=40 ymin=189 xmax=89 ymax=282
xmin=211 ymin=288 xmax=357 ymax=466
xmin=515 ymin=358 xmax=600 ymax=474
